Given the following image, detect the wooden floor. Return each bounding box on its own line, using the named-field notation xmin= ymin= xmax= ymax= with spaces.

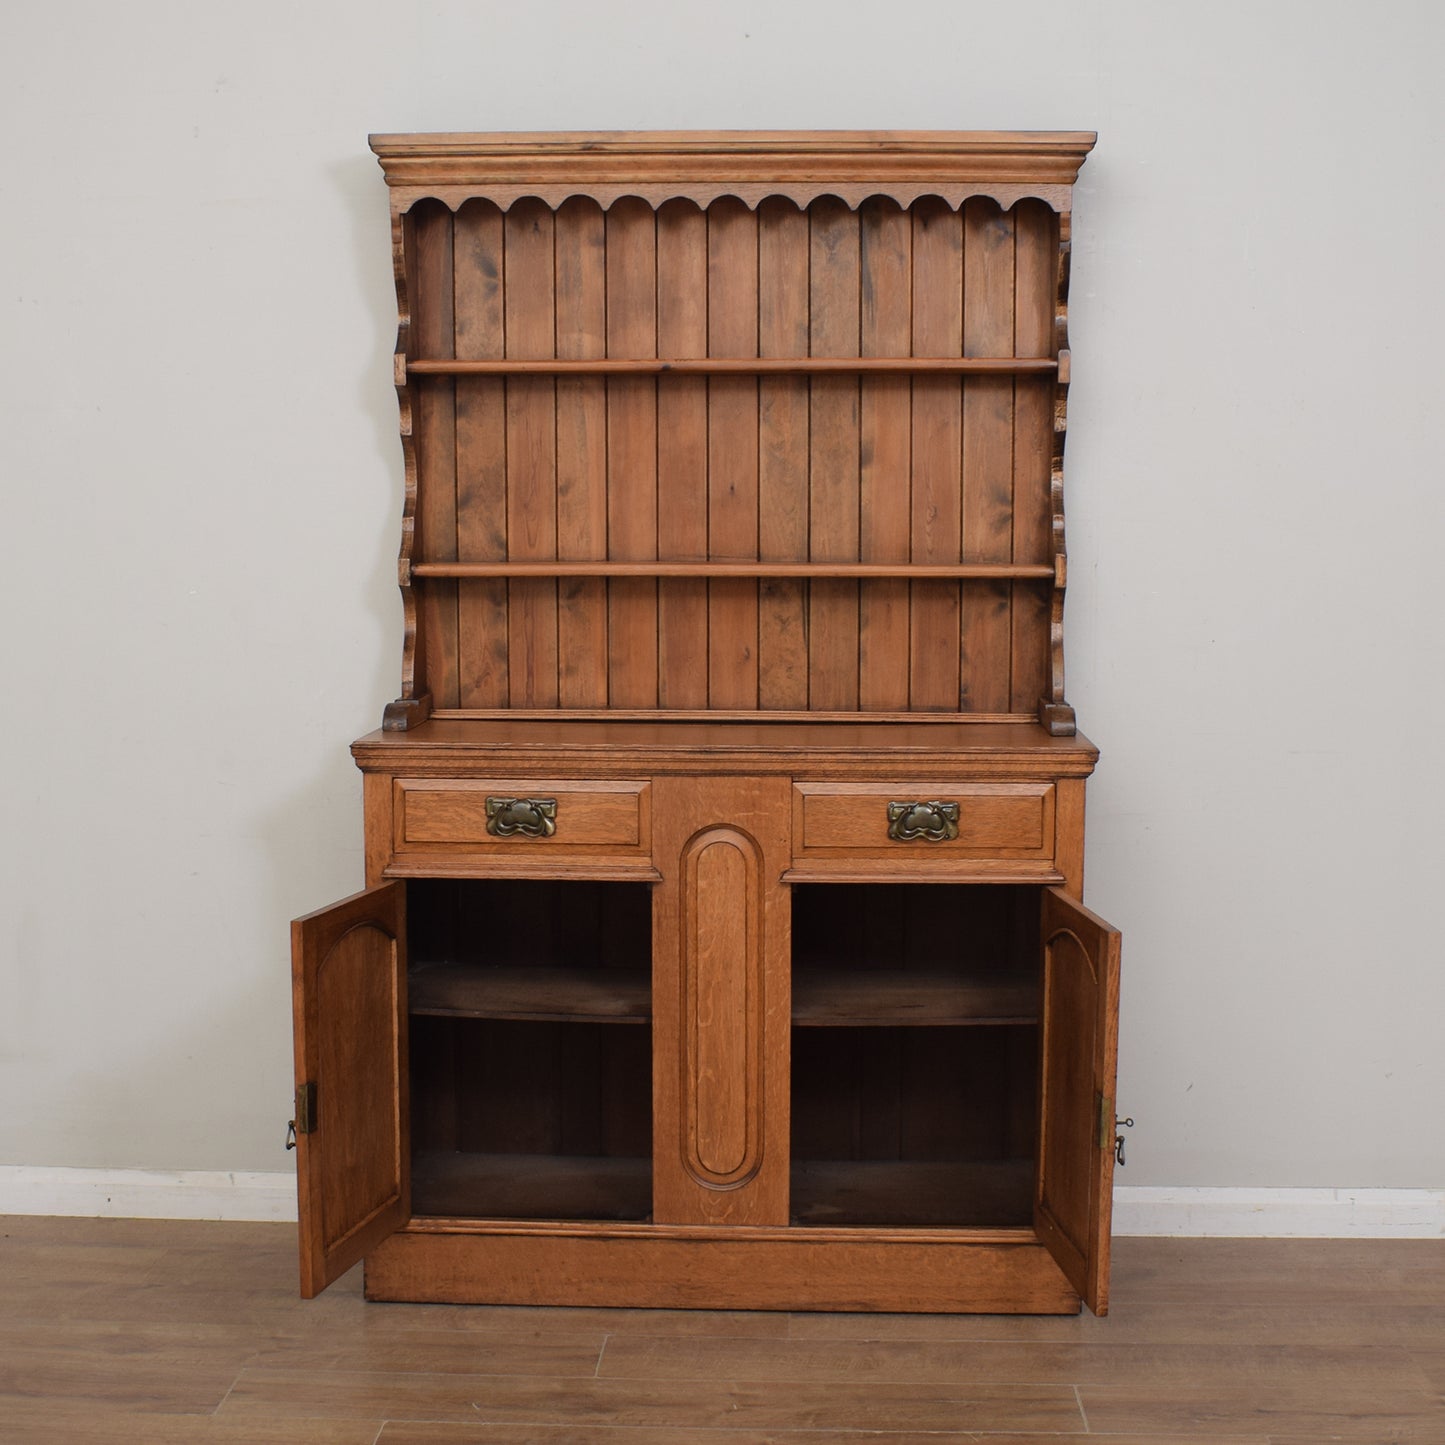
xmin=1 ymin=1217 xmax=1442 ymax=1442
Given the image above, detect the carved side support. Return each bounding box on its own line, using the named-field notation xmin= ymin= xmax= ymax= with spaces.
xmin=1039 ymin=209 xmax=1076 ymax=737
xmin=384 ymin=207 xmax=432 ymax=731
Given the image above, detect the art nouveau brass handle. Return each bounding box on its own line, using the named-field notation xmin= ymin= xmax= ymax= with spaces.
xmin=886 ymin=800 xmax=960 ymax=842
xmin=485 ymin=796 xmax=558 ymax=838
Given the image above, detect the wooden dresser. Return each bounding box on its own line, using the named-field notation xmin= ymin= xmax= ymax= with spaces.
xmin=290 ymin=130 xmax=1123 ymax=1315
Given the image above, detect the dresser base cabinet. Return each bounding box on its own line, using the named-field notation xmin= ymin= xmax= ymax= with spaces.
xmin=291 ymin=773 xmax=1120 ymax=1315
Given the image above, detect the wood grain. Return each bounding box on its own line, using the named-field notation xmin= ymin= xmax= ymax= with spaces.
xmin=807 ymin=197 xmax=862 ymax=711
xmin=756 ymin=197 xmax=811 ymax=709
xmin=706 ymin=197 xmax=761 ymax=708
xmin=961 ymin=197 xmax=1017 ymax=711
xmin=553 ymin=196 xmax=609 ymax=708
xmin=909 ymin=197 xmax=965 ymax=710
xmin=291 ymin=884 xmax=409 ymax=1298
xmin=502 ymin=200 xmax=559 ymax=708
xmin=452 ymin=199 xmax=509 ymax=709
xmin=858 ymin=196 xmax=913 ymax=710
xmin=655 ymin=200 xmax=709 ymax=708
xmin=651 ymin=776 xmax=792 ymax=1227
xmin=605 ymin=197 xmax=659 ymax=707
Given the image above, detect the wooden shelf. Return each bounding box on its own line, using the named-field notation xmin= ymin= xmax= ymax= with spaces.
xmin=411 ymin=561 xmax=1056 ymax=581
xmin=412 ymin=1151 xmax=651 ymax=1221
xmin=790 ymin=1158 xmax=1034 ymax=1227
xmin=792 ymin=967 xmax=1038 ymax=1027
xmin=409 ymin=963 xmax=650 ymax=1024
xmin=407 ymin=356 xmax=1057 ymax=377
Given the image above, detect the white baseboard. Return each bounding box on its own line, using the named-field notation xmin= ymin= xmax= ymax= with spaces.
xmin=0 ymin=1166 xmax=297 ymax=1222
xmin=1 ymin=1169 xmax=1441 ymax=1237
xmin=1112 ymin=1185 xmax=1445 ymax=1238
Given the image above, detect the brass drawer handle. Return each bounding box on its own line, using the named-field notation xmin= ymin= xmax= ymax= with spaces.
xmin=886 ymin=800 xmax=960 ymax=843
xmin=484 ymin=796 xmax=558 ymax=838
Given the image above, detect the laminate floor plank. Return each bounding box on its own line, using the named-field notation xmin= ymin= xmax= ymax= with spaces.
xmin=215 ymin=1368 xmax=1085 ymax=1432
xmin=0 ymin=1400 xmax=383 ymax=1444
xmin=599 ymin=1333 xmax=1432 ymax=1393
xmin=787 ymin=1299 xmax=1445 ymax=1348
xmin=0 ymin=1319 xmax=258 ymax=1413
xmin=244 ymin=1328 xmax=606 ymax=1377
xmin=1081 ymin=1385 xmax=1445 ymax=1441
xmin=378 ymin=1428 xmax=1267 ymax=1445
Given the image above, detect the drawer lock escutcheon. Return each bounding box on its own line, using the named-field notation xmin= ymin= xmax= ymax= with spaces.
xmin=886 ymin=800 xmax=960 ymax=843
xmin=485 ymin=796 xmax=558 ymax=838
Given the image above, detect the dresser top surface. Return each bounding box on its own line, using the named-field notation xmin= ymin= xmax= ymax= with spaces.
xmin=352 ymin=719 xmax=1099 ymax=777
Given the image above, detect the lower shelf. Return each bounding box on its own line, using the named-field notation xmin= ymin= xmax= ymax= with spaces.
xmin=791 ymin=1158 xmax=1034 ymax=1228
xmin=412 ymin=1151 xmax=651 ymax=1222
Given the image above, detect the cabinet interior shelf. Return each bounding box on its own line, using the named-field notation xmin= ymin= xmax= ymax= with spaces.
xmin=412 ymin=1150 xmax=652 ymax=1222
xmin=792 ymin=968 xmax=1038 ymax=1027
xmin=790 ymin=1158 xmax=1034 ymax=1228
xmin=409 ymin=963 xmax=650 ymax=1024
xmin=411 ymin=561 xmax=1056 ymax=581
xmin=410 ymin=961 xmax=1035 ymax=1029
xmin=406 ymin=355 xmax=1058 ymax=377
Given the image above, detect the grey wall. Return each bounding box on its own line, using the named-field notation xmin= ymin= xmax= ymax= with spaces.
xmin=2 ymin=0 xmax=1440 ymax=1188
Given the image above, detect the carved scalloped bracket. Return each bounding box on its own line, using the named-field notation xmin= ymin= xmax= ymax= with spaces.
xmin=1038 ymin=209 xmax=1077 ymax=737
xmin=386 ymin=207 xmax=428 ymax=730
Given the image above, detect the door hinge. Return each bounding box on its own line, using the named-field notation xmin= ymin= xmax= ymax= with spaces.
xmin=286 ymin=1082 xmax=317 ymax=1149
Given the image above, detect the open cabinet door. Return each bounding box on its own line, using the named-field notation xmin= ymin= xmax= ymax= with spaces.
xmin=291 ymin=882 xmax=409 ymax=1297
xmin=1035 ymin=887 xmax=1122 ymax=1315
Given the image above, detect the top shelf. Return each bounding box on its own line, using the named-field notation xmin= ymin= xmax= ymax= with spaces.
xmin=406 ymin=356 xmax=1059 ymax=378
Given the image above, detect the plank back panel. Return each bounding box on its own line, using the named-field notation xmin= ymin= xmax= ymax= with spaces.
xmin=554 ymin=197 xmax=609 ymax=708
xmin=452 ymin=200 xmax=509 ymax=708
xmin=909 ymin=198 xmax=964 ymax=711
xmin=655 ymin=201 xmax=710 ymax=709
xmin=756 ymin=199 xmax=811 ymax=710
xmin=605 ymin=199 xmax=660 ymax=708
xmin=707 ymin=199 xmax=761 ymax=709
xmin=503 ymin=200 xmax=559 ymax=708
xmin=807 ymin=198 xmax=862 ymax=711
xmin=390 ymin=171 xmax=1070 ymax=723
xmin=961 ymin=197 xmax=1017 ymax=712
xmin=857 ymin=198 xmax=913 ymax=710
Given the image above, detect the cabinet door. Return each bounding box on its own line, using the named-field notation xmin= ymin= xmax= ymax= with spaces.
xmin=1035 ymin=887 xmax=1121 ymax=1315
xmin=291 ymin=882 xmax=410 ymax=1297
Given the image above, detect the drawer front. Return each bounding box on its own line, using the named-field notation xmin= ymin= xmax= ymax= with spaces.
xmin=791 ymin=781 xmax=1057 ymax=875
xmin=392 ymin=778 xmax=651 ymax=868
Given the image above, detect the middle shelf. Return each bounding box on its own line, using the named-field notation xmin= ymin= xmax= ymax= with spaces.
xmin=408 ymin=961 xmax=1036 ymax=1028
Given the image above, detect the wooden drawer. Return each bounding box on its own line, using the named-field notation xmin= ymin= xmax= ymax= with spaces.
xmin=388 ymin=778 xmax=653 ymax=876
xmin=789 ymin=781 xmax=1058 ymax=880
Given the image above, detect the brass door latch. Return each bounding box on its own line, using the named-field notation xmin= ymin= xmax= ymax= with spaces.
xmin=286 ymin=1082 xmax=317 ymax=1150
xmin=1114 ymin=1115 xmax=1134 ymax=1167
